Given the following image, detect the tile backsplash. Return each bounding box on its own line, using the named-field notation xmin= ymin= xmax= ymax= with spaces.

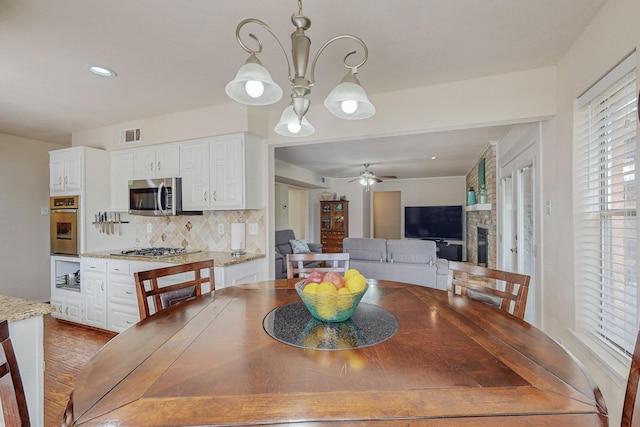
xmin=133 ymin=209 xmax=265 ymax=254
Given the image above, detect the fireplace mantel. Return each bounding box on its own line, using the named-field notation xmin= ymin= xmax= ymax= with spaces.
xmin=465 ymin=203 xmax=491 ymax=212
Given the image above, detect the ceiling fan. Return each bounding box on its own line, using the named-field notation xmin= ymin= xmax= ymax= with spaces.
xmin=348 ymin=164 xmax=397 ymax=190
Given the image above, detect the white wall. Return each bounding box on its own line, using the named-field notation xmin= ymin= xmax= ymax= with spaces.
xmin=0 ymin=134 xmax=67 ymax=301
xmin=544 ymin=0 xmax=639 ymax=424
xmin=307 ymin=177 xmax=466 ymax=241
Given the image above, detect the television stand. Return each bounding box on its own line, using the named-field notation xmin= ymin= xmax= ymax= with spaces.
xmin=435 ymin=242 xmax=462 ymax=261
xmin=421 ymin=238 xmax=445 ymax=244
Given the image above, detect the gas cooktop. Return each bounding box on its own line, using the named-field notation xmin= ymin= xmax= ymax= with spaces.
xmin=112 ymin=247 xmax=199 ymax=258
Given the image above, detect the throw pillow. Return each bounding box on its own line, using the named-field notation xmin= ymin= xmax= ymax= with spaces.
xmin=289 ymin=239 xmax=311 ymax=254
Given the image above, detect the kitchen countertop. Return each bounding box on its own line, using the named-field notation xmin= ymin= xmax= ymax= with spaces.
xmin=81 ymin=250 xmax=265 ymax=267
xmin=0 ymin=295 xmax=55 ymax=322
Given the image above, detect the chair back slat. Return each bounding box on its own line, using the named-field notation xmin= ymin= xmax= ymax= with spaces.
xmin=286 ymin=253 xmax=350 ymax=279
xmin=134 ymin=259 xmax=215 ymax=320
xmin=622 ymin=330 xmax=640 ymax=427
xmin=447 ymin=261 xmax=530 ymax=319
xmin=0 ymin=319 xmax=30 ymax=426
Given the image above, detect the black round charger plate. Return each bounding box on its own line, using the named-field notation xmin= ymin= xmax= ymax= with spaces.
xmin=263 ymin=302 xmax=399 ymax=350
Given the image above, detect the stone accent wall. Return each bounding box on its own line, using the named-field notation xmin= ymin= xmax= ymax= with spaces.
xmin=133 ymin=209 xmax=266 ymax=254
xmin=466 ymin=144 xmax=497 ymax=268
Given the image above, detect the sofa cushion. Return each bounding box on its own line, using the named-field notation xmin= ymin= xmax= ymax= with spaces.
xmin=386 ymin=240 xmax=437 ymax=264
xmin=343 ymin=238 xmax=387 ymax=262
xmin=289 ymin=239 xmax=311 ymax=254
xmin=275 ymin=229 xmax=296 ymax=255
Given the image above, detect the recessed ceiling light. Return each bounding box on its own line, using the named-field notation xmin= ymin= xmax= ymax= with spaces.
xmin=431 ymin=156 xmax=437 ymax=160
xmin=88 ymin=65 xmax=117 ymax=77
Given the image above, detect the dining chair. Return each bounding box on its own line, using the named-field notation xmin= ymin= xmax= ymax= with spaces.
xmin=622 ymin=329 xmax=640 ymax=427
xmin=0 ymin=319 xmax=30 ymax=427
xmin=286 ymin=253 xmax=350 ymax=279
xmin=134 ymin=259 xmax=215 ymax=320
xmin=447 ymin=260 xmax=530 ymax=319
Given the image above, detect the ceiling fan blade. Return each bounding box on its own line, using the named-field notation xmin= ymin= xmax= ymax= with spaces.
xmin=373 ymin=177 xmax=383 ymax=183
xmin=375 ymin=175 xmax=397 ymax=179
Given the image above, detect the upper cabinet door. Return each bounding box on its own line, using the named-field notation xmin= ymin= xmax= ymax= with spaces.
xmin=155 ymin=145 xmax=180 ymax=178
xmin=64 ymin=155 xmax=83 ymax=192
xmin=211 ymin=135 xmax=244 ymax=210
xmin=132 ymin=148 xmax=157 ymax=179
xmin=133 ymin=145 xmax=180 ymax=179
xmin=180 ymin=139 xmax=211 ymax=210
xmin=50 ymin=149 xmax=83 ymax=194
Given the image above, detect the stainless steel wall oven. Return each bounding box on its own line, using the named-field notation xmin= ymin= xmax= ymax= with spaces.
xmin=50 ymin=195 xmax=79 ymax=255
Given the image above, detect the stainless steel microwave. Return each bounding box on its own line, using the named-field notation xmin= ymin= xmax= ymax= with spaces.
xmin=129 ymin=177 xmax=183 ymax=216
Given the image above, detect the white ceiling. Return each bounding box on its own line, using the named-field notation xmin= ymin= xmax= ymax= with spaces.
xmin=1 ymin=0 xmax=606 ymax=179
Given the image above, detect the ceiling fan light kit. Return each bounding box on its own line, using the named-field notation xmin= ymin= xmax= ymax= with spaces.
xmin=225 ymin=0 xmax=375 ymax=137
xmin=350 ymin=163 xmax=395 ymax=191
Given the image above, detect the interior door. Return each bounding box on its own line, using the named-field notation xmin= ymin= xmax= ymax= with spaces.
xmin=373 ymin=191 xmax=401 ymax=239
xmin=499 ymin=142 xmax=538 ymax=325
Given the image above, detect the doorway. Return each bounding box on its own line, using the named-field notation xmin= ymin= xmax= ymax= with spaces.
xmin=288 ymin=187 xmax=309 ymax=240
xmin=499 ymin=129 xmax=540 ymax=326
xmin=373 ymin=191 xmax=401 ymax=239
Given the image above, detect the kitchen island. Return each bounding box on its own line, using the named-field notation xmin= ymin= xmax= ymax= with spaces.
xmin=0 ymin=295 xmax=55 ymax=427
xmin=81 ymin=249 xmax=266 ymax=288
xmin=67 ymin=250 xmax=266 ymax=332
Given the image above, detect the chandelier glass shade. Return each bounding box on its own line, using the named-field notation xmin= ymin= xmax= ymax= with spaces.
xmin=225 ymin=0 xmax=375 ymax=137
xmin=274 ymin=104 xmax=315 ymax=137
xmin=225 ymin=55 xmax=283 ymax=106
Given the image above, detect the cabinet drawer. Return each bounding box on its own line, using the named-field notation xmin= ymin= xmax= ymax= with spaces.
xmin=109 ymin=304 xmax=140 ymax=333
xmin=109 ymin=280 xmax=138 ymax=307
xmin=83 ymin=259 xmax=107 ymax=273
xmin=109 ymin=261 xmax=131 ymax=276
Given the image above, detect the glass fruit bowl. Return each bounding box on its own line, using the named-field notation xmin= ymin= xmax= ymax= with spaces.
xmin=294 ymin=279 xmax=368 ymax=322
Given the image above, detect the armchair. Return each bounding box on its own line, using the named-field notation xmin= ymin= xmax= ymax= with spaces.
xmin=274 ymin=229 xmax=322 ymax=279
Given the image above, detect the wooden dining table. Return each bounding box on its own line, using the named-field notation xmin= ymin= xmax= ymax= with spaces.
xmin=67 ymin=279 xmax=608 ymax=426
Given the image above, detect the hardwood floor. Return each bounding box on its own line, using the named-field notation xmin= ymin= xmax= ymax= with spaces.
xmin=44 ymin=314 xmax=115 ymax=427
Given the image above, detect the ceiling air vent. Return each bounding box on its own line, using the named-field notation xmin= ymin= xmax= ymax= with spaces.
xmin=120 ymin=128 xmax=141 ymax=145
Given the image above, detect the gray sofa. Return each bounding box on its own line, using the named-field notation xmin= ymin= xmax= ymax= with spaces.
xmin=342 ymin=238 xmax=448 ymax=290
xmin=274 ymin=229 xmax=323 ymax=279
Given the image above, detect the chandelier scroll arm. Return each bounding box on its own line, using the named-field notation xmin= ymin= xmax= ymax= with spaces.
xmin=309 ymin=34 xmax=369 ymax=86
xmin=235 ymin=18 xmax=293 ymax=83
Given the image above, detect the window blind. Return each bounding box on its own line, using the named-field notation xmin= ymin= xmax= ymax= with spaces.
xmin=574 ymin=57 xmax=638 ymax=357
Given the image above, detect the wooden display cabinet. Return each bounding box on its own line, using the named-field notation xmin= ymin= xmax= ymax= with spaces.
xmin=320 ymin=201 xmax=349 ymax=253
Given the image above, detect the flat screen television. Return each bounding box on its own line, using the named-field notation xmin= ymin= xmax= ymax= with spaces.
xmin=404 ymin=205 xmax=463 ymax=241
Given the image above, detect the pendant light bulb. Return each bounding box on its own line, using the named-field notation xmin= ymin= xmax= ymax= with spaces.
xmin=245 ymin=80 xmax=265 ymax=98
xmin=341 ymin=100 xmax=358 ymax=114
xmin=287 ymin=121 xmax=302 ymax=134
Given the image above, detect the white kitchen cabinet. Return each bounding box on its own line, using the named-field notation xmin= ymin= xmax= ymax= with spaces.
xmin=180 ymin=138 xmax=211 ymax=210
xmin=50 ymin=255 xmax=83 ymax=323
xmin=210 ymin=133 xmax=263 ymax=210
xmin=110 ymin=150 xmax=134 ymax=211
xmin=82 ymin=258 xmax=107 ymax=329
xmin=49 ymin=294 xmax=83 ymax=323
xmin=107 ymin=259 xmax=139 ymax=333
xmin=106 ymin=259 xmax=173 ymax=333
xmin=133 ymin=144 xmax=180 ymax=179
xmin=215 ymin=258 xmax=264 ymax=289
xmin=49 ymin=148 xmax=83 ymax=193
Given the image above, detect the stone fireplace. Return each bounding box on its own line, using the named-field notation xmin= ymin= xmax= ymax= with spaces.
xmin=466 ymin=143 xmax=497 ymax=268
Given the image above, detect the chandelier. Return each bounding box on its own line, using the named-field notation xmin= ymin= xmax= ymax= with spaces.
xmin=225 ymin=0 xmax=375 ymax=137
